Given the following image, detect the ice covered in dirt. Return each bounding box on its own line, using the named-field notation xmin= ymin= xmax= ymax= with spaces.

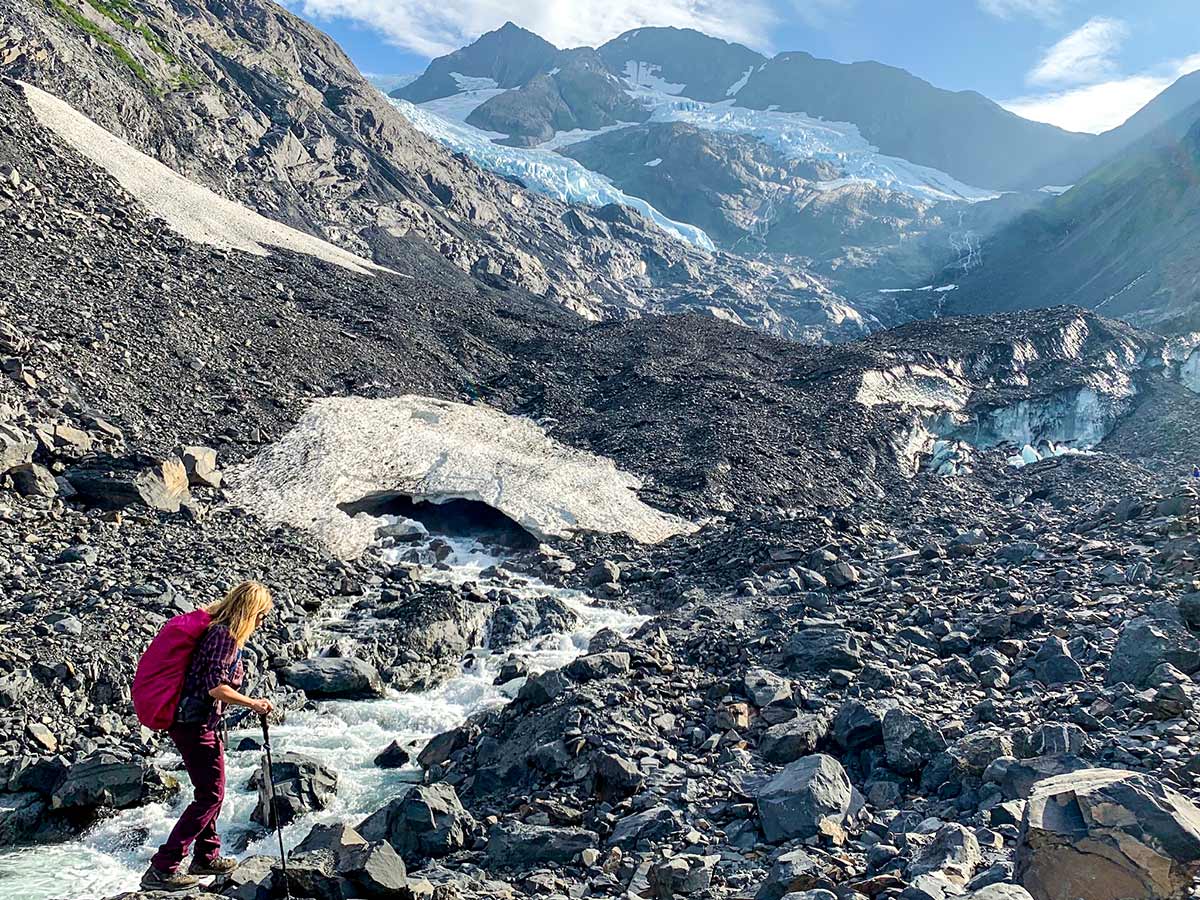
xmin=19 ymin=83 xmax=389 ymax=277
xmin=229 ymin=395 xmax=696 ymax=558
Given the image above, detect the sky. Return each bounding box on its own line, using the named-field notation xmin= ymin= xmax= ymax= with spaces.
xmin=286 ymin=0 xmax=1200 ymax=134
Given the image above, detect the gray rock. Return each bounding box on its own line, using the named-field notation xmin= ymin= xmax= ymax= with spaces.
xmin=755 ymin=847 xmax=823 ymax=900
xmin=10 ymin=463 xmax=57 ymax=497
xmin=760 ymin=714 xmax=828 ymax=765
xmin=1016 ymin=768 xmax=1200 ymax=900
xmin=358 ymin=783 xmax=475 ymax=865
xmin=250 ymin=752 xmax=338 ymax=829
xmin=51 ymin=752 xmax=175 ymax=811
xmin=66 ymin=454 xmax=192 ymax=512
xmin=785 ymin=626 xmax=864 ymax=673
xmin=1029 ymin=636 xmax=1084 ymax=686
xmin=744 ymin=667 xmax=793 ymax=707
xmin=883 ymin=709 xmax=946 ymax=776
xmin=647 ymin=853 xmax=718 ymax=898
xmin=484 ymin=821 xmax=597 ymax=868
xmin=180 ymin=445 xmax=222 ymax=488
xmin=907 ymin=822 xmax=982 ymax=886
xmin=832 ymin=699 xmax=887 ymax=751
xmin=0 ymin=423 xmax=34 ymax=474
xmin=756 ymin=753 xmax=853 ymax=843
xmin=1107 ymin=605 xmax=1200 ymax=687
xmin=280 ymin=657 xmax=386 ymax=698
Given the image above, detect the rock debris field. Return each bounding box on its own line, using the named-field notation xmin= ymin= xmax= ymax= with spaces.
xmin=5 ymin=74 xmax=1200 ymax=900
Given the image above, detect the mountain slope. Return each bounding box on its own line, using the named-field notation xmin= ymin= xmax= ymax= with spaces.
xmin=0 ymin=0 xmax=862 ymax=340
xmin=732 ymin=51 xmax=1091 ymax=191
xmin=396 ymin=21 xmax=559 ymax=102
xmin=596 ymin=26 xmax=765 ymax=101
xmin=941 ymin=102 xmax=1200 ymax=332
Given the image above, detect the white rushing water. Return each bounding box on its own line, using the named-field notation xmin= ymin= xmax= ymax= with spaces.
xmin=0 ymin=532 xmax=644 ymax=900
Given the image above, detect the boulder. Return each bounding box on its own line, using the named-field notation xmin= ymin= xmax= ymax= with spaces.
xmin=1029 ymin=636 xmax=1084 ymax=685
xmin=488 ymin=596 xmax=579 ymax=649
xmin=760 ymin=714 xmax=828 ymax=765
xmin=358 ymin=783 xmax=476 ymax=865
xmin=565 ymin=651 xmax=630 ymax=683
xmin=785 ymin=626 xmax=864 ymax=673
xmin=744 ymin=668 xmax=793 ymax=707
xmin=280 ymin=657 xmax=385 ymax=699
xmin=50 ymin=752 xmax=176 ymax=812
xmin=755 ymin=848 xmax=824 ymax=900
xmin=832 ymin=700 xmax=887 ymax=751
xmin=0 ymin=792 xmax=47 ymax=846
xmin=756 ymin=754 xmax=853 ymax=843
xmin=66 ymin=454 xmax=192 ymax=512
xmin=647 ymin=853 xmax=718 ymax=898
xmin=907 ymin=822 xmax=981 ymax=886
xmin=1015 ymin=768 xmax=1200 ymax=900
xmin=250 ymin=752 xmax=338 ymax=828
xmin=374 ymin=741 xmax=412 ymax=769
xmin=608 ymin=804 xmax=681 ymax=849
xmin=10 ymin=463 xmax=57 ymax=498
xmin=0 ymin=423 xmax=34 ymax=474
xmin=221 ymin=855 xmax=280 ymax=900
xmin=1107 ymin=605 xmax=1200 ymax=687
xmin=484 ymin=822 xmax=598 ymax=868
xmin=181 ymin=445 xmax=222 ymax=488
xmin=883 ymin=709 xmax=946 ymax=776
xmin=588 ymin=751 xmax=644 ymax=803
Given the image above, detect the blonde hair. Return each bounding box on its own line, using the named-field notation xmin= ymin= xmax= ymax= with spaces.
xmin=206 ymin=581 xmax=273 ymax=646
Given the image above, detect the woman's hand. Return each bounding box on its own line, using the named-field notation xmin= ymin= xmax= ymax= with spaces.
xmin=248 ymin=698 xmax=274 ymax=717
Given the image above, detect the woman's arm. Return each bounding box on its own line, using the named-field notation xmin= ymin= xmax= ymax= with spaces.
xmin=209 ymin=683 xmax=273 ymax=717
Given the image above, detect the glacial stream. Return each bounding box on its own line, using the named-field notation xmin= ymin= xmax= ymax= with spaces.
xmin=0 ymin=529 xmax=644 ymax=900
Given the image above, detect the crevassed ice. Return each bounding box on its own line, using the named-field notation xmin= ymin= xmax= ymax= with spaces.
xmin=228 ymin=395 xmax=697 ymax=559
xmin=390 ymin=98 xmax=716 ymax=250
xmin=629 ymin=87 xmax=1000 ymax=204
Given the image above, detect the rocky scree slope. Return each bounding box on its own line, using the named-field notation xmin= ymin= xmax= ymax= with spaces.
xmin=6 ymin=66 xmax=1200 ymax=900
xmin=0 ymin=0 xmax=856 ymax=340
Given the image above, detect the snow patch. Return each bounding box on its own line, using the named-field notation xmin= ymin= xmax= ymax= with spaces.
xmin=418 ymin=87 xmax=508 ymax=123
xmin=229 ymin=395 xmax=697 ymax=559
xmin=535 ymin=123 xmax=630 ymax=151
xmin=450 ymin=72 xmax=499 ymax=91
xmin=391 ymin=98 xmax=716 ymax=250
xmin=644 ymin=157 xmax=663 ymax=167
xmin=622 ymin=60 xmax=686 ymax=95
xmin=1007 ymin=441 xmax=1094 ymax=468
xmin=726 ymin=66 xmax=754 ymax=97
xmin=19 ymin=82 xmax=389 ymax=277
xmin=1039 ymin=184 xmax=1073 ymax=195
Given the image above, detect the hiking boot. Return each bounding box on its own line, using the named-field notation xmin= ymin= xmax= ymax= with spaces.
xmin=188 ymin=855 xmax=239 ymax=876
xmin=140 ymin=866 xmax=200 ymax=892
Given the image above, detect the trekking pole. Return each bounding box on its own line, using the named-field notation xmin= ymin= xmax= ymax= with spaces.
xmin=260 ymin=714 xmax=292 ymax=900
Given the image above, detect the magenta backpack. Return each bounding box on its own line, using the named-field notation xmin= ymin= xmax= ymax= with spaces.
xmin=132 ymin=608 xmax=212 ymax=730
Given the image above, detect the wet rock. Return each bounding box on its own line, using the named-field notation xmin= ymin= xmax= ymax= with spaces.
xmin=516 ymin=668 xmax=569 ymax=706
xmin=358 ymin=783 xmax=476 ymax=865
xmin=484 ymin=822 xmax=597 ymax=868
xmin=1015 ymin=768 xmax=1200 ymax=900
xmin=0 ymin=791 xmax=47 ymax=845
xmin=488 ymin=596 xmax=579 ymax=649
xmin=280 ymin=657 xmax=385 ymax=698
xmin=219 ymin=855 xmax=280 ymax=900
xmin=373 ymin=741 xmax=412 ymax=769
xmin=756 ymin=754 xmax=853 ymax=843
xmin=250 ymin=752 xmax=338 ymax=829
xmin=51 ymin=752 xmax=175 ymax=812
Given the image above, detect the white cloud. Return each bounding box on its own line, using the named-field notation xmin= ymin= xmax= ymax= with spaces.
xmin=979 ymin=0 xmax=1067 ymax=22
xmin=286 ymin=0 xmax=777 ymax=58
xmin=1004 ymin=53 xmax=1200 ymax=134
xmin=791 ymin=0 xmax=856 ymax=28
xmin=1028 ymin=16 xmax=1128 ymax=86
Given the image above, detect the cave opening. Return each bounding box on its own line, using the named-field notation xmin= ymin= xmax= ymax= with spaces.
xmin=338 ymin=492 xmax=538 ymax=549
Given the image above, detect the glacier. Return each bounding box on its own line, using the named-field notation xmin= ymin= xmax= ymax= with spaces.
xmin=389 ymin=98 xmax=717 ymax=250
xmin=627 ymin=85 xmax=1000 ymax=203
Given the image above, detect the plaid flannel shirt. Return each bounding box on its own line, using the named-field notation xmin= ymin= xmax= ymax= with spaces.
xmin=177 ymin=624 xmax=244 ymax=729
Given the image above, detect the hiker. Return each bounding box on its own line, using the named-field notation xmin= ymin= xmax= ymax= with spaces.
xmin=141 ymin=581 xmax=276 ymax=893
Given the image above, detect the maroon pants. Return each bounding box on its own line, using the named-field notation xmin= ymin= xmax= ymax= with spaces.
xmin=150 ymin=723 xmax=225 ymax=872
